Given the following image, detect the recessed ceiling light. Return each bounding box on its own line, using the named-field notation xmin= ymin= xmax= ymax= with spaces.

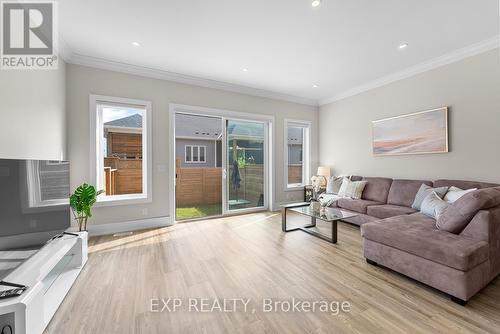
xmin=242 ymin=68 xmax=248 ymax=72
xmin=312 ymin=0 xmax=322 ymax=7
xmin=312 ymin=84 xmax=319 ymax=88
xmin=132 ymin=41 xmax=141 ymax=47
xmin=398 ymin=43 xmax=409 ymax=49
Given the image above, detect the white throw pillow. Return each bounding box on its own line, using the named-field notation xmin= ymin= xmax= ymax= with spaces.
xmin=443 ymin=186 xmax=477 ymax=203
xmin=420 ymin=191 xmax=450 ymax=219
xmin=338 ymin=179 xmax=367 ymax=200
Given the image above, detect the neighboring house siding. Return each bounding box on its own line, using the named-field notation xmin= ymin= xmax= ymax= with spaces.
xmin=176 ymin=138 xmax=217 ymax=168
xmin=288 ymin=145 xmax=303 ymax=165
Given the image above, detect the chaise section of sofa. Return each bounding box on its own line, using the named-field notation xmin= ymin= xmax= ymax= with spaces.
xmin=358 ymin=179 xmax=500 ymax=304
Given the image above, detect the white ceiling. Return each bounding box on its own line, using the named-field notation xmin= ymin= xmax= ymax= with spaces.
xmin=58 ymin=0 xmax=499 ymax=105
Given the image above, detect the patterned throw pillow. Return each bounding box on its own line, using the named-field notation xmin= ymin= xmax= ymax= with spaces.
xmin=338 ymin=179 xmax=367 ymax=200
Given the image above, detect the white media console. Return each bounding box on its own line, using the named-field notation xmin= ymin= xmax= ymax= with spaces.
xmin=0 ymin=232 xmax=88 ymax=334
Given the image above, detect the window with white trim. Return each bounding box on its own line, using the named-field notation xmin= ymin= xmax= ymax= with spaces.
xmin=185 ymin=145 xmax=206 ymax=163
xmin=285 ymin=120 xmax=310 ymax=189
xmin=90 ymin=95 xmax=152 ymax=204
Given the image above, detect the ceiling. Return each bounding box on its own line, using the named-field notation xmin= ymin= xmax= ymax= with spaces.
xmin=58 ymin=0 xmax=499 ymax=105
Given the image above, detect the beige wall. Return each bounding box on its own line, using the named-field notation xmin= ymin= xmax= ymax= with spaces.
xmin=319 ymin=49 xmax=500 ymax=183
xmin=66 ymin=64 xmax=318 ymax=226
xmin=0 ymin=62 xmax=66 ymax=160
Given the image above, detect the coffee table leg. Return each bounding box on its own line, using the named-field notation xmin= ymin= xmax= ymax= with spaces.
xmin=332 ymin=221 xmax=338 ymax=243
xmin=282 ymin=207 xmax=287 ymax=232
xmin=282 ymin=206 xmax=316 ymax=233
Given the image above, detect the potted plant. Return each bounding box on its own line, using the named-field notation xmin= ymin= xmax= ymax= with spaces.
xmin=70 ymin=183 xmax=104 ymax=231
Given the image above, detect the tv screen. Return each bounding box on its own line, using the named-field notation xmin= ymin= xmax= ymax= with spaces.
xmin=0 ymin=159 xmax=70 ymax=279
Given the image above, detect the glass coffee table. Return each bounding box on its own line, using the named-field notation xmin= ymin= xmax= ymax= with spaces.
xmin=281 ymin=202 xmax=357 ymax=244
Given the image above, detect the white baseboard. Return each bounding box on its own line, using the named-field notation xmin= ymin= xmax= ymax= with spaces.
xmin=83 ymin=216 xmax=174 ymax=237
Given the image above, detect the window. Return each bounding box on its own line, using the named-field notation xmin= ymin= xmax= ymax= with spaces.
xmin=284 ymin=119 xmax=311 ymax=190
xmin=185 ymin=145 xmax=206 ymax=163
xmin=90 ymin=95 xmax=152 ymax=205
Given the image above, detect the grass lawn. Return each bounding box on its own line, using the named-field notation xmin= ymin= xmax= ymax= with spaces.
xmin=176 ymin=204 xmax=222 ymax=221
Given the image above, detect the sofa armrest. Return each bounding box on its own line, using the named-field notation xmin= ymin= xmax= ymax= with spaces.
xmin=460 ymin=205 xmax=500 ymax=278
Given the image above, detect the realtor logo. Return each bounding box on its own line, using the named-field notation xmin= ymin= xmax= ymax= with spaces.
xmin=1 ymin=0 xmax=58 ymax=69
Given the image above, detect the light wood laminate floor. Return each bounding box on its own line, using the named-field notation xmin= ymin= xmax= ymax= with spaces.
xmin=45 ymin=212 xmax=500 ymax=334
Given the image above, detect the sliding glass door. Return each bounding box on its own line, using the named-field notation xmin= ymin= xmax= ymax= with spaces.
xmin=225 ymin=119 xmax=266 ymax=212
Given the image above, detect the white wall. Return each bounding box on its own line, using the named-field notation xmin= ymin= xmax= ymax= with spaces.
xmin=66 ymin=64 xmax=318 ymax=226
xmin=0 ymin=62 xmax=66 ymax=160
xmin=319 ymin=49 xmax=500 ymax=183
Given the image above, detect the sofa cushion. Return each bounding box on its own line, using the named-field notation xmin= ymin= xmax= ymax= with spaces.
xmin=338 ymin=198 xmax=382 ymax=214
xmin=361 ymin=213 xmax=489 ymax=271
xmin=434 ymin=179 xmax=499 ymax=190
xmin=361 ymin=177 xmax=393 ymax=203
xmin=367 ymin=204 xmax=417 ymax=219
xmin=387 ymin=179 xmax=433 ymax=207
xmin=437 ymin=187 xmax=500 ymax=234
xmin=336 ymin=209 xmax=380 ymax=226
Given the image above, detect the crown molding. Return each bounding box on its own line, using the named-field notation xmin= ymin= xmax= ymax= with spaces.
xmin=319 ymin=36 xmax=500 ymax=106
xmin=56 ymin=37 xmax=73 ymax=63
xmin=66 ymin=53 xmax=318 ymax=107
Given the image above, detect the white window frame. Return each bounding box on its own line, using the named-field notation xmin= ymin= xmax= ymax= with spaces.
xmin=184 ymin=145 xmax=207 ymax=163
xmin=89 ymin=95 xmax=152 ymax=206
xmin=284 ymin=119 xmax=311 ymax=191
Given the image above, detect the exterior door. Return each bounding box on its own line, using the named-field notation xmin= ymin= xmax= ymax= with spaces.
xmin=224 ymin=119 xmax=267 ymax=213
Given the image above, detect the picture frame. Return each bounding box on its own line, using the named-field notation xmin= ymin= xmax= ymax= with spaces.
xmin=372 ymin=107 xmax=448 ymax=156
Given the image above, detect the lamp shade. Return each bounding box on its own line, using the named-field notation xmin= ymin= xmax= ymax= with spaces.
xmin=316 ymin=166 xmax=331 ymax=178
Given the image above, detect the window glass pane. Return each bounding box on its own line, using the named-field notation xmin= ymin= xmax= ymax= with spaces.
xmin=227 ymin=120 xmax=265 ymax=210
xmin=193 ymin=146 xmax=199 ymax=162
xmin=287 ymin=126 xmax=304 ymax=185
xmin=186 ymin=146 xmax=191 ymax=162
xmin=200 ymin=146 xmax=205 ymax=162
xmin=101 ymin=105 xmax=144 ymax=196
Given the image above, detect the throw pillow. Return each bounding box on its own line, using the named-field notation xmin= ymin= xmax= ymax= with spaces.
xmin=443 ymin=186 xmax=478 ymax=203
xmin=338 ymin=179 xmax=367 ymax=200
xmin=411 ymin=184 xmax=449 ymax=210
xmin=420 ymin=192 xmax=450 ymax=219
xmin=436 ymin=186 xmax=500 ymax=234
xmin=326 ymin=176 xmax=345 ymax=194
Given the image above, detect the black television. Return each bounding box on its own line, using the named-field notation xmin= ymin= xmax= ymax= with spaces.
xmin=0 ymin=158 xmax=71 ymax=280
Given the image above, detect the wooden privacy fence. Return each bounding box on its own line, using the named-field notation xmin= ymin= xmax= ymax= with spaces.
xmin=176 ymin=161 xmax=222 ymax=206
xmin=104 ymin=157 xmax=142 ymax=195
xmin=288 ymin=164 xmax=303 ymax=184
xmin=175 ymin=160 xmax=265 ymax=207
xmin=228 ymin=164 xmax=264 ymax=206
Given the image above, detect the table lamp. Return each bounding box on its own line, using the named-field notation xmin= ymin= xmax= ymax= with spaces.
xmin=316 ymin=166 xmax=331 ymax=186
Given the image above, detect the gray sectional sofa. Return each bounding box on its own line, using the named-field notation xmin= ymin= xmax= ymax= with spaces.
xmin=328 ymin=176 xmax=500 ymax=305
